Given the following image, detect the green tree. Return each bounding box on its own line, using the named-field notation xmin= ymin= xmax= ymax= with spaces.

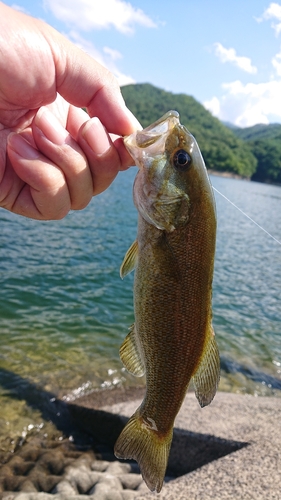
xmin=249 ymin=138 xmax=281 ymax=183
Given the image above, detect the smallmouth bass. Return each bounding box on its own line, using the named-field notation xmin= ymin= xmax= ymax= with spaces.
xmin=114 ymin=111 xmax=220 ymax=492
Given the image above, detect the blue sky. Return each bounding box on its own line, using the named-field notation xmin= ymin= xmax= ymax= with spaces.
xmin=5 ymin=0 xmax=281 ymax=126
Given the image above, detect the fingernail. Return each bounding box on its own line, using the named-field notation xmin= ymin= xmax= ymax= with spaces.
xmin=35 ymin=107 xmax=69 ymax=145
xmin=8 ymin=133 xmax=40 ymax=160
xmin=82 ymin=117 xmax=111 ymax=155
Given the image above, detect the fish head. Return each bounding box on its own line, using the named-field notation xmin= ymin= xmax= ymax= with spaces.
xmin=124 ymin=110 xmax=213 ymax=232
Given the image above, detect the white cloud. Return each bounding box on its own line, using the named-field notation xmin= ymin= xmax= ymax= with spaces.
xmin=103 ymin=47 xmax=122 ymax=61
xmin=110 ymin=65 xmax=136 ymax=87
xmin=205 ymin=34 xmax=281 ymax=127
xmin=204 ymin=79 xmax=281 ymax=127
xmin=260 ymin=2 xmax=281 ymax=36
xmin=66 ymin=31 xmax=135 ymax=86
xmin=272 ymin=48 xmax=281 ymax=75
xmin=44 ymin=0 xmax=157 ymax=34
xmin=11 ymin=4 xmax=28 ymax=12
xmin=213 ymin=43 xmax=257 ymax=74
xmin=204 ymin=96 xmax=221 ymax=117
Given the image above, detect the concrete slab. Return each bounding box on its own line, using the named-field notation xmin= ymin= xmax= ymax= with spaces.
xmin=101 ymin=392 xmax=281 ymax=500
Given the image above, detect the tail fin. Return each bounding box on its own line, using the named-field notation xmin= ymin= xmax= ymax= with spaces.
xmin=114 ymin=407 xmax=172 ymax=493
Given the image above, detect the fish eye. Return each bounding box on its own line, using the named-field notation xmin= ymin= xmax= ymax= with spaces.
xmin=173 ymin=149 xmax=192 ymax=172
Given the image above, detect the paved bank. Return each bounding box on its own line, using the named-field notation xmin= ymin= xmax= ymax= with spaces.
xmin=1 ymin=391 xmax=281 ymax=499
xmin=101 ymin=391 xmax=281 ymax=500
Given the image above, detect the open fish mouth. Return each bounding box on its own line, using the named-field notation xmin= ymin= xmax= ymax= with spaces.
xmin=124 ymin=111 xmax=182 ymax=156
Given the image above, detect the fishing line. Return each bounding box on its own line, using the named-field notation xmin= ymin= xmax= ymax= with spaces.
xmin=212 ymin=186 xmax=281 ymax=246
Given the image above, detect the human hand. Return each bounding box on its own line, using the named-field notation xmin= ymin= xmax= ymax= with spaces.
xmin=0 ymin=2 xmax=140 ymax=220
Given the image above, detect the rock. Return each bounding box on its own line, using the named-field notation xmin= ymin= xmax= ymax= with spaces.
xmin=5 ymin=457 xmax=34 ymax=477
xmin=52 ymin=479 xmax=78 ymax=495
xmin=91 ymin=460 xmax=110 ymax=472
xmin=35 ymin=474 xmax=60 ymax=493
xmin=65 ymin=465 xmax=101 ymax=493
xmin=1 ymin=494 xmax=17 ymax=500
xmin=2 ymin=475 xmax=22 ymax=492
xmin=17 ymin=445 xmax=41 ymax=463
xmin=121 ymin=491 xmax=138 ymax=500
xmin=37 ymin=450 xmax=65 ymax=475
xmin=105 ymin=462 xmax=132 ymax=475
xmin=18 ymin=479 xmax=38 ymax=493
xmin=69 ymin=452 xmax=94 ymax=470
xmin=96 ymin=473 xmax=123 ymax=490
xmin=136 ymin=480 xmax=149 ymax=492
xmin=119 ymin=473 xmax=143 ymax=490
xmin=89 ymin=482 xmax=124 ymax=500
xmin=10 ymin=493 xmax=54 ymax=500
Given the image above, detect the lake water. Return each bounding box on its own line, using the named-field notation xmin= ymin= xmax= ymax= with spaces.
xmin=0 ymin=171 xmax=280 ymax=447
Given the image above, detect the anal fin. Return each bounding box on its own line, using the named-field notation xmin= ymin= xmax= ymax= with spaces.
xmin=192 ymin=325 xmax=220 ymax=408
xmin=119 ymin=324 xmax=145 ymax=377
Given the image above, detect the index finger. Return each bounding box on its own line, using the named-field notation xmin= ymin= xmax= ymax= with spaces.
xmin=46 ymin=27 xmax=140 ymax=136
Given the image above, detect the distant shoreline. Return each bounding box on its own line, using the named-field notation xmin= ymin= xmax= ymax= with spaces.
xmin=208 ymin=169 xmax=281 ymax=186
xmin=208 ymin=169 xmax=249 ymax=181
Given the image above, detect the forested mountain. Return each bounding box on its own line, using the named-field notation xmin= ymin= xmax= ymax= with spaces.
xmin=231 ymin=123 xmax=281 ymax=183
xmin=232 ymin=123 xmax=281 ymax=141
xmin=247 ymin=139 xmax=281 ymax=183
xmin=121 ymin=83 xmax=281 ymax=184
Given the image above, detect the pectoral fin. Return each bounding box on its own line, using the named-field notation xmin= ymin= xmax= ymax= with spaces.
xmin=119 ymin=324 xmax=145 ymax=377
xmin=120 ymin=240 xmax=138 ymax=279
xmin=192 ymin=325 xmax=220 ymax=408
